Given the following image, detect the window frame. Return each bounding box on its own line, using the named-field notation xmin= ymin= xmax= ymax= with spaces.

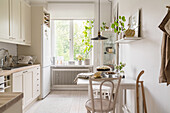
xmin=51 ymin=19 xmax=94 ymax=62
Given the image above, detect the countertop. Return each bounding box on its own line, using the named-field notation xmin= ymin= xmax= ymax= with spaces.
xmin=0 ymin=92 xmax=23 ymax=113
xmin=0 ymin=64 xmax=40 ymax=76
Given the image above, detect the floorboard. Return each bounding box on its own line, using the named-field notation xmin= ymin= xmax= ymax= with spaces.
xmin=25 ymin=91 xmax=88 ymax=113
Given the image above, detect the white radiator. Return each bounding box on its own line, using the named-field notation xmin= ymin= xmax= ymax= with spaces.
xmin=52 ymin=68 xmax=90 ymax=85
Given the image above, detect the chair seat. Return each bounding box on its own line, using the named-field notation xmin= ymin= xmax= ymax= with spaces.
xmin=85 ymin=98 xmax=114 ymax=112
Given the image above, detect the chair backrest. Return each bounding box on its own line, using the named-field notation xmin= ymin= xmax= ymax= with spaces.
xmin=136 ymin=70 xmax=147 ymax=113
xmin=89 ymin=77 xmax=122 ymax=113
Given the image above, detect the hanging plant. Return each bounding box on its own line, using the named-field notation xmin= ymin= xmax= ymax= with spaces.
xmin=111 ymin=16 xmax=126 ymax=35
xmin=100 ymin=22 xmax=109 ymax=31
xmin=82 ymin=20 xmax=94 ymax=58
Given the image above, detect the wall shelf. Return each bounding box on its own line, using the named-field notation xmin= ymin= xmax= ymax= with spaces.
xmin=115 ymin=37 xmax=142 ymax=44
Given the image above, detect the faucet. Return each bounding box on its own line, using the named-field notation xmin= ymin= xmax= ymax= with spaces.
xmin=0 ymin=48 xmax=9 ymax=67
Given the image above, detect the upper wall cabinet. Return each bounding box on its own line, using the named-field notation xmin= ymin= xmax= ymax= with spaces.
xmin=21 ymin=1 xmax=31 ymax=45
xmin=0 ymin=0 xmax=31 ymax=45
xmin=10 ymin=0 xmax=21 ymax=41
xmin=0 ymin=0 xmax=10 ymax=40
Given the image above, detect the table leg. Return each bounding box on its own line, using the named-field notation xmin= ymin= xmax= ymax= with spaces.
xmin=117 ymin=86 xmax=123 ymax=113
xmin=88 ymin=85 xmax=90 ymax=98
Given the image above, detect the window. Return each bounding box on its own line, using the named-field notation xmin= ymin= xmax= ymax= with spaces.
xmin=52 ymin=20 xmax=93 ymax=61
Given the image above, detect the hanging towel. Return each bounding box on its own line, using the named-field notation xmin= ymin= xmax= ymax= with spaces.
xmin=159 ymin=11 xmax=170 ymax=85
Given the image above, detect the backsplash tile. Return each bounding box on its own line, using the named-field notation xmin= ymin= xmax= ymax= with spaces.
xmin=0 ymin=42 xmax=17 ymax=59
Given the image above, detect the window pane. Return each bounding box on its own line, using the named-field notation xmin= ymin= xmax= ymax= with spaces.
xmin=73 ymin=20 xmax=86 ymax=60
xmin=55 ymin=20 xmax=70 ymax=61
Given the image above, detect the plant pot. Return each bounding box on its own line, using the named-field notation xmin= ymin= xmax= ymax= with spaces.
xmin=84 ymin=59 xmax=90 ymax=65
xmin=78 ymin=60 xmax=82 ymax=65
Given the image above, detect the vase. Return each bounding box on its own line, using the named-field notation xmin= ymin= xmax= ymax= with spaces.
xmin=78 ymin=60 xmax=82 ymax=65
xmin=84 ymin=59 xmax=90 ymax=65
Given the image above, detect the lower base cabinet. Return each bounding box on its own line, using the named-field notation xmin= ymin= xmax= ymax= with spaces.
xmin=12 ymin=65 xmax=40 ymax=109
xmin=23 ymin=69 xmax=33 ymax=107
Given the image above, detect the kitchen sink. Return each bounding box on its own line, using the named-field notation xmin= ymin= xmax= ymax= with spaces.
xmin=2 ymin=64 xmax=32 ymax=70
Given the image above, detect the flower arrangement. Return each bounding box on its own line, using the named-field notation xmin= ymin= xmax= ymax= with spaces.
xmin=76 ymin=54 xmax=83 ymax=61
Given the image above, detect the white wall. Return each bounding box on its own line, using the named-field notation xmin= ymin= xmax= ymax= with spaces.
xmin=114 ymin=0 xmax=170 ymax=112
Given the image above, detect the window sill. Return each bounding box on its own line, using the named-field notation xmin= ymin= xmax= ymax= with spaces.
xmin=51 ymin=65 xmax=93 ymax=68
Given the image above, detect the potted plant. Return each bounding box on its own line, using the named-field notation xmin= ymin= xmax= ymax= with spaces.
xmin=115 ymin=62 xmax=126 ymax=77
xmin=76 ymin=54 xmax=83 ymax=65
xmin=82 ymin=20 xmax=94 ymax=65
xmin=111 ymin=16 xmax=126 ymax=39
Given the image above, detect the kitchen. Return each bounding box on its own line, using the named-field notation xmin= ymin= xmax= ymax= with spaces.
xmin=0 ymin=0 xmax=170 ymax=113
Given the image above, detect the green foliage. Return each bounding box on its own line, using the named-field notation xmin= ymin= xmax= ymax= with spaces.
xmin=100 ymin=22 xmax=106 ymax=31
xmin=73 ymin=20 xmax=87 ymax=60
xmin=56 ymin=20 xmax=87 ymax=61
xmin=115 ymin=62 xmax=126 ymax=73
xmin=111 ymin=16 xmax=126 ymax=35
xmin=82 ymin=20 xmax=94 ymax=58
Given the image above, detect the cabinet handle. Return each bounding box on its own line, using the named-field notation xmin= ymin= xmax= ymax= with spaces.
xmin=23 ymin=71 xmax=28 ymax=73
xmin=37 ymin=84 xmax=39 ymax=86
xmin=37 ymin=79 xmax=39 ymax=80
xmin=37 ymin=73 xmax=39 ymax=75
xmin=23 ymin=40 xmax=25 ymax=42
xmin=37 ymin=90 xmax=39 ymax=92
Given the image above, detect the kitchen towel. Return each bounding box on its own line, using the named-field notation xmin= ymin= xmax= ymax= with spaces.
xmin=159 ymin=10 xmax=170 ymax=85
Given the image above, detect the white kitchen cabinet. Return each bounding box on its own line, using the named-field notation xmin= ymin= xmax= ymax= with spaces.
xmin=21 ymin=0 xmax=31 ymax=45
xmin=12 ymin=72 xmax=23 ymax=92
xmin=23 ymin=69 xmax=33 ymax=107
xmin=12 ymin=65 xmax=40 ymax=109
xmin=0 ymin=0 xmax=32 ymax=45
xmin=0 ymin=0 xmax=10 ymax=40
xmin=10 ymin=0 xmax=21 ymax=41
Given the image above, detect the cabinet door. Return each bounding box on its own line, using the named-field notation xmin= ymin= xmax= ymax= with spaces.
xmin=10 ymin=0 xmax=21 ymax=41
xmin=12 ymin=72 xmax=23 ymax=92
xmin=23 ymin=70 xmax=33 ymax=106
xmin=0 ymin=0 xmax=10 ymax=40
xmin=21 ymin=1 xmax=31 ymax=45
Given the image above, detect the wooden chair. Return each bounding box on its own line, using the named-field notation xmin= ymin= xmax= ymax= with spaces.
xmin=85 ymin=77 xmax=121 ymax=113
xmin=136 ymin=70 xmax=147 ymax=113
xmin=122 ymin=70 xmax=147 ymax=113
xmin=93 ymin=85 xmax=112 ymax=99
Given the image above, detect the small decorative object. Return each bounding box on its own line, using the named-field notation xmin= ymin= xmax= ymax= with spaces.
xmin=68 ymin=60 xmax=75 ymax=65
xmin=115 ymin=62 xmax=126 ymax=78
xmin=76 ymin=54 xmax=83 ymax=65
xmin=124 ymin=24 xmax=135 ymax=37
xmin=84 ymin=59 xmax=90 ymax=65
xmin=128 ymin=9 xmax=141 ymax=37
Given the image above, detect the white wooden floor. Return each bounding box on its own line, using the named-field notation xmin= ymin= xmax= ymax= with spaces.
xmin=25 ymin=91 xmax=88 ymax=113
